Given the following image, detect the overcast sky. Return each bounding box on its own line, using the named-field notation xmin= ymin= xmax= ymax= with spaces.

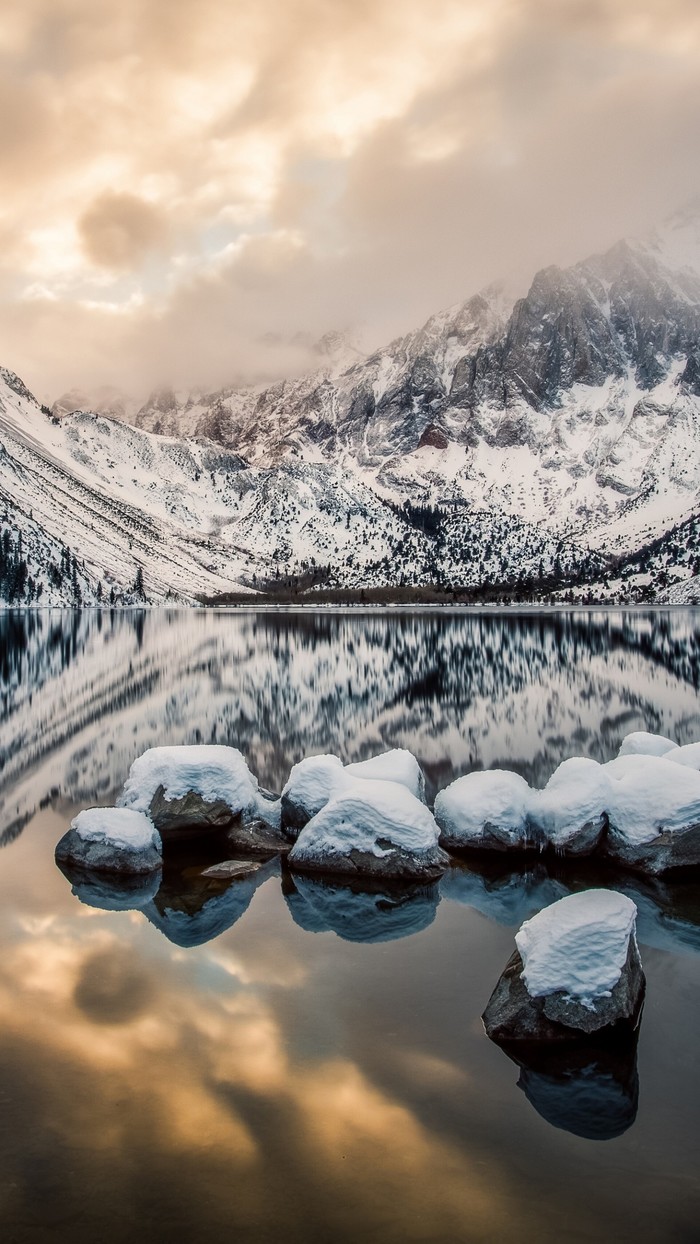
xmin=2 ymin=0 xmax=700 ymax=400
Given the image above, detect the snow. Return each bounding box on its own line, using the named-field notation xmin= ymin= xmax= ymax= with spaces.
xmin=345 ymin=748 xmax=426 ymax=801
xmin=515 ymin=890 xmax=638 ymax=1006
xmin=604 ymin=754 xmax=700 ymax=844
xmin=118 ymin=744 xmax=258 ymax=815
xmin=71 ymin=806 xmax=160 ymax=852
xmin=618 ymin=731 xmax=678 ymax=758
xmin=282 ymin=754 xmax=345 ymax=819
xmin=529 ymin=758 xmax=611 ymax=848
xmin=434 ymin=770 xmax=530 ymax=846
xmin=664 ymin=742 xmax=700 ymax=771
xmin=289 ymin=779 xmax=440 ymax=863
xmin=282 ymin=748 xmax=427 ymax=820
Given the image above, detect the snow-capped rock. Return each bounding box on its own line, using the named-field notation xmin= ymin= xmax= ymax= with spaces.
xmin=664 ymin=741 xmax=700 ymax=771
xmin=55 ymin=807 xmax=162 ymax=875
xmin=482 ymin=890 xmax=645 ymax=1042
xmin=288 ymin=779 xmax=448 ymax=882
xmin=118 ymin=745 xmax=259 ymax=837
xmin=528 ymin=757 xmax=611 ymax=856
xmin=434 ymin=770 xmax=532 ymax=852
xmin=604 ymin=754 xmax=700 ymax=874
xmin=280 ymin=748 xmax=426 ymax=838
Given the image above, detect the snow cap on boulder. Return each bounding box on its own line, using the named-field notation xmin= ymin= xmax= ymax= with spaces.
xmin=528 ymin=757 xmax=611 ymax=856
xmin=288 ymin=778 xmax=448 ymax=882
xmin=281 ymin=748 xmax=426 ymax=839
xmin=515 ymin=890 xmax=638 ymax=1006
xmin=344 ymin=749 xmax=426 ymax=802
xmin=55 ymin=807 xmax=162 ymax=875
xmin=281 ymin=754 xmax=346 ymax=837
xmin=663 ymin=741 xmax=700 ymax=771
xmin=118 ymin=745 xmax=259 ymax=834
xmin=617 ymin=731 xmax=678 ymax=758
xmin=434 ymin=769 xmax=532 ymax=852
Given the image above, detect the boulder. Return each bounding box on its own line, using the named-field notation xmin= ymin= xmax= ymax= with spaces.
xmin=434 ymin=770 xmax=534 ymax=852
xmin=288 ymin=779 xmax=449 ymax=883
xmin=280 ymin=748 xmax=427 ymax=839
xmin=528 ymin=757 xmax=611 ymax=857
xmin=118 ymin=745 xmax=259 ymax=839
xmin=55 ymin=808 xmax=162 ymax=876
xmin=482 ymin=890 xmax=644 ymax=1042
xmin=280 ymin=754 xmax=345 ymax=838
xmin=604 ymin=754 xmax=700 ymax=875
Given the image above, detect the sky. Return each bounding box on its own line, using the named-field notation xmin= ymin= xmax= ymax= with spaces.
xmin=2 ymin=0 xmax=700 ymax=401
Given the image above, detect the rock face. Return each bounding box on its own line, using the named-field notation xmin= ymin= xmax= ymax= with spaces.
xmin=288 ymin=779 xmax=449 ymax=882
xmin=55 ymin=808 xmax=162 ymax=875
xmin=482 ymin=890 xmax=645 ymax=1042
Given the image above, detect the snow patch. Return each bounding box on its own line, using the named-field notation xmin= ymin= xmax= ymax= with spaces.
xmin=290 ymin=779 xmax=440 ymax=862
xmin=71 ymin=807 xmax=160 ymax=853
xmin=617 ymin=731 xmax=678 ymax=758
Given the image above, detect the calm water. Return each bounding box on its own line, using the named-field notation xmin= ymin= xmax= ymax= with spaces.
xmin=1 ymin=608 xmax=700 ymax=1243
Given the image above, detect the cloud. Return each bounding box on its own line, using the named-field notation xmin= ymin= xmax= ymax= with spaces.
xmin=78 ymin=192 xmax=168 ymax=269
xmin=0 ymin=0 xmax=699 ymax=399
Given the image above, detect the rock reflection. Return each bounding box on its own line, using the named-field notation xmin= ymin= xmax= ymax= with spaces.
xmin=283 ymin=872 xmax=440 ymax=942
xmin=503 ymin=1039 xmax=640 ymax=1141
xmin=143 ymin=857 xmax=279 ymax=947
xmin=58 ymin=860 xmax=162 ymax=911
xmin=440 ymin=860 xmax=570 ymax=927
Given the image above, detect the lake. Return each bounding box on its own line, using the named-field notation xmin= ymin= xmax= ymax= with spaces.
xmin=1 ymin=607 xmax=700 ymax=1242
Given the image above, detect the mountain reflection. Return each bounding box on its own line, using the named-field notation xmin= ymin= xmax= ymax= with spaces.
xmin=2 ymin=607 xmax=700 ymax=842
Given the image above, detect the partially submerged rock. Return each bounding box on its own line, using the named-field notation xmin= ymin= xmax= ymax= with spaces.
xmin=482 ymin=890 xmax=644 ymax=1042
xmin=280 ymin=749 xmax=427 ymax=839
xmin=118 ymin=745 xmax=260 ymax=839
xmin=434 ymin=770 xmax=533 ymax=852
xmin=604 ymin=754 xmax=700 ymax=875
xmin=55 ymin=808 xmax=162 ymax=876
xmin=288 ymin=779 xmax=449 ymax=882
xmin=528 ymin=757 xmax=611 ymax=857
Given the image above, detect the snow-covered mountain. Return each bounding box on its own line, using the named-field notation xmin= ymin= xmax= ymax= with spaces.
xmin=4 ymin=206 xmax=700 ymax=604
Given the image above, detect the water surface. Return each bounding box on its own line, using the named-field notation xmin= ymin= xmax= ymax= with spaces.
xmin=1 ymin=608 xmax=699 ymax=1242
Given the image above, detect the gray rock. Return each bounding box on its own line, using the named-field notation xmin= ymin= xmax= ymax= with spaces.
xmin=482 ymin=939 xmax=645 ymax=1043
xmin=289 ymin=842 xmax=450 ymax=884
xmin=148 ymin=786 xmax=240 ymax=837
xmin=605 ymin=820 xmax=700 ymax=876
xmin=55 ymin=827 xmax=162 ymax=876
xmin=224 ymin=816 xmax=291 ymax=856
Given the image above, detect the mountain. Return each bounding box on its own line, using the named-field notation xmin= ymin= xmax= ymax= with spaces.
xmin=3 ymin=206 xmax=700 ymax=604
